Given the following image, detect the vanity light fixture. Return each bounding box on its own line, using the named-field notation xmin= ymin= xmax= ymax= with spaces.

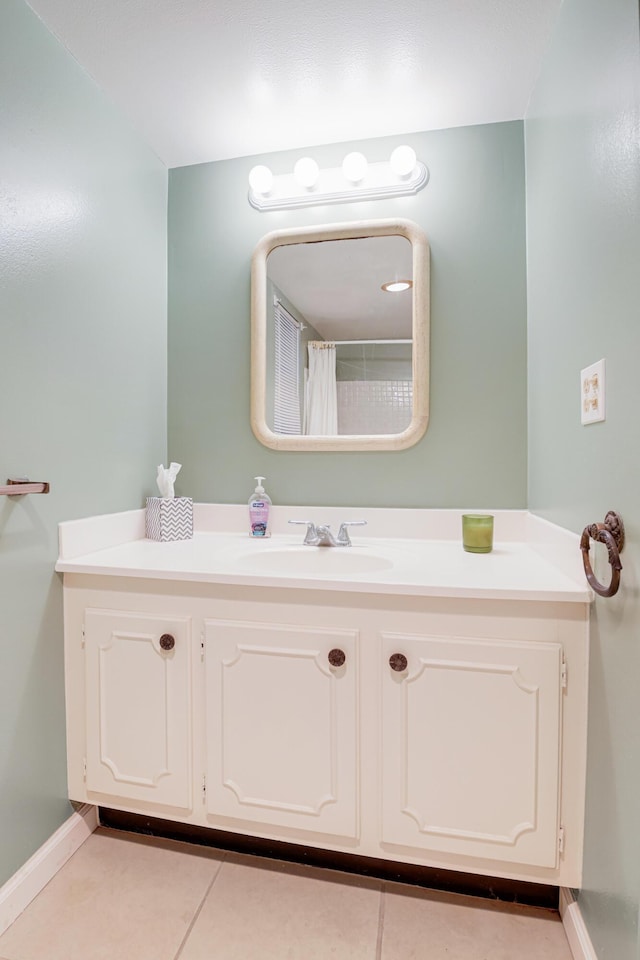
xmin=342 ymin=151 xmax=368 ymax=184
xmin=390 ymin=145 xmax=418 ymax=179
xmin=248 ymin=164 xmax=274 ymax=197
xmin=293 ymin=157 xmax=320 ymax=189
xmin=247 ymin=145 xmax=428 ymax=211
xmin=381 ymin=280 xmax=413 ymax=293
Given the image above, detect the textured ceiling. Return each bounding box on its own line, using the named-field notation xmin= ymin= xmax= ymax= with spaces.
xmin=268 ymin=236 xmax=413 ymax=340
xmin=25 ymin=0 xmax=561 ymax=168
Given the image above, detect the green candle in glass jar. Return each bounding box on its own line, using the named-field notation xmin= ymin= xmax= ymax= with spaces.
xmin=462 ymin=514 xmax=494 ymax=553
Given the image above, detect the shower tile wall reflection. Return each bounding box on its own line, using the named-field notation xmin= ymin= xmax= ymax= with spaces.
xmin=337 ymin=380 xmax=413 ymax=434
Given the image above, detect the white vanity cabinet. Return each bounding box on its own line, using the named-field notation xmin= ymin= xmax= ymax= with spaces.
xmin=380 ymin=632 xmax=563 ymax=869
xmin=82 ymin=609 xmax=192 ymax=811
xmin=203 ymin=619 xmax=359 ymax=839
xmin=62 ymin=574 xmax=588 ymax=888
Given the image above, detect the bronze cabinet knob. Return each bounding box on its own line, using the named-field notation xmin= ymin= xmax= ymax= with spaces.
xmin=328 ymin=648 xmax=346 ymax=668
xmin=389 ymin=653 xmax=408 ymax=672
xmin=159 ymin=634 xmax=175 ymax=651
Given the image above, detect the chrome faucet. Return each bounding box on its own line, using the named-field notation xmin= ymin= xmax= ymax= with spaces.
xmin=288 ymin=519 xmax=367 ymax=547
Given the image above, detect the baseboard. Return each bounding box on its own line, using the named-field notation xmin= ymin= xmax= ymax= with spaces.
xmin=560 ymin=888 xmax=599 ymax=960
xmin=0 ymin=803 xmax=98 ymax=936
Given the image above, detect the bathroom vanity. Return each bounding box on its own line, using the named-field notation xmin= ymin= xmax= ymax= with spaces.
xmin=56 ymin=505 xmax=591 ymax=889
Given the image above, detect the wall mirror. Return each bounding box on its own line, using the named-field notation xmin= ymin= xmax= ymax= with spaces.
xmin=251 ymin=218 xmax=429 ymax=451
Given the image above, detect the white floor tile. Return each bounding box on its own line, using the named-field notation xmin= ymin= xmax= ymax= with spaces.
xmin=178 ymin=854 xmax=381 ymax=960
xmin=0 ymin=830 xmax=574 ymax=960
xmin=381 ymin=883 xmax=573 ymax=960
xmin=0 ymin=829 xmax=223 ymax=960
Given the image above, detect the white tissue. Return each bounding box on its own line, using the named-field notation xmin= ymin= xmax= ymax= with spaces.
xmin=156 ymin=462 xmax=182 ymax=499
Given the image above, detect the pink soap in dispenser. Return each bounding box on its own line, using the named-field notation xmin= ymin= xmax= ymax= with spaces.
xmin=248 ymin=477 xmax=272 ymax=537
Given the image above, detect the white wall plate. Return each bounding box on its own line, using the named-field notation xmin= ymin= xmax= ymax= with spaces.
xmin=580 ymin=359 xmax=605 ymax=424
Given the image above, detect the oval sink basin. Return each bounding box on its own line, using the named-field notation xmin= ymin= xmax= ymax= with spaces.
xmin=236 ymin=547 xmax=394 ymax=578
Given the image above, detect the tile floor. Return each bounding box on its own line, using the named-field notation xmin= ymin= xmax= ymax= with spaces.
xmin=0 ymin=828 xmax=574 ymax=960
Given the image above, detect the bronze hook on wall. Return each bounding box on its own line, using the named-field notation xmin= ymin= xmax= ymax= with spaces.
xmin=580 ymin=510 xmax=624 ymax=598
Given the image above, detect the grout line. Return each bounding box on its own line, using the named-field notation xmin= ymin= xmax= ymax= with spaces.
xmin=375 ymin=885 xmax=386 ymax=960
xmin=173 ymin=853 xmax=227 ymax=960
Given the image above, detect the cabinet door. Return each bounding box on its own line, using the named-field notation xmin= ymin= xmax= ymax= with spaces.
xmin=84 ymin=609 xmax=192 ymax=810
xmin=205 ymin=620 xmax=358 ymax=839
xmin=381 ymin=633 xmax=562 ymax=868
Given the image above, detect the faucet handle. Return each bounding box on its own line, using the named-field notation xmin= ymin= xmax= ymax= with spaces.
xmin=288 ymin=519 xmax=318 ymax=544
xmin=336 ymin=520 xmax=367 ymax=546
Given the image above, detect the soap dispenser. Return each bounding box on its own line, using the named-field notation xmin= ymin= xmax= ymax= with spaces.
xmin=248 ymin=477 xmax=272 ymax=538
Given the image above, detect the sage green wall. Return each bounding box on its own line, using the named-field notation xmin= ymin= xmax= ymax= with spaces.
xmin=525 ymin=1 xmax=640 ymax=957
xmin=168 ymin=121 xmax=527 ymax=508
xmin=0 ymin=0 xmax=167 ymax=884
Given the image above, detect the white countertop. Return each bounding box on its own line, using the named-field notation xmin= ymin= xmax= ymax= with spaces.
xmin=56 ymin=519 xmax=591 ymax=603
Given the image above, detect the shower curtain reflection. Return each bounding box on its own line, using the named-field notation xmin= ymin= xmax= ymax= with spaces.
xmin=304 ymin=341 xmax=338 ymax=435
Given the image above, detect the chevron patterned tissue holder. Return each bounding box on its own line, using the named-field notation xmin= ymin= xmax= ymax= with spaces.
xmin=146 ymin=497 xmax=194 ymax=541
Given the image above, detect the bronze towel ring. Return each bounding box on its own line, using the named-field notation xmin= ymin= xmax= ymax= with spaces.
xmin=580 ymin=511 xmax=624 ymax=598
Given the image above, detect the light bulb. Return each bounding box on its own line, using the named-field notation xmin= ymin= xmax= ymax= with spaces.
xmin=390 ymin=145 xmax=417 ymax=178
xmin=248 ymin=165 xmax=273 ymax=196
xmin=342 ymin=151 xmax=368 ymax=184
xmin=382 ymin=280 xmax=413 ymax=293
xmin=294 ymin=157 xmax=320 ymax=189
